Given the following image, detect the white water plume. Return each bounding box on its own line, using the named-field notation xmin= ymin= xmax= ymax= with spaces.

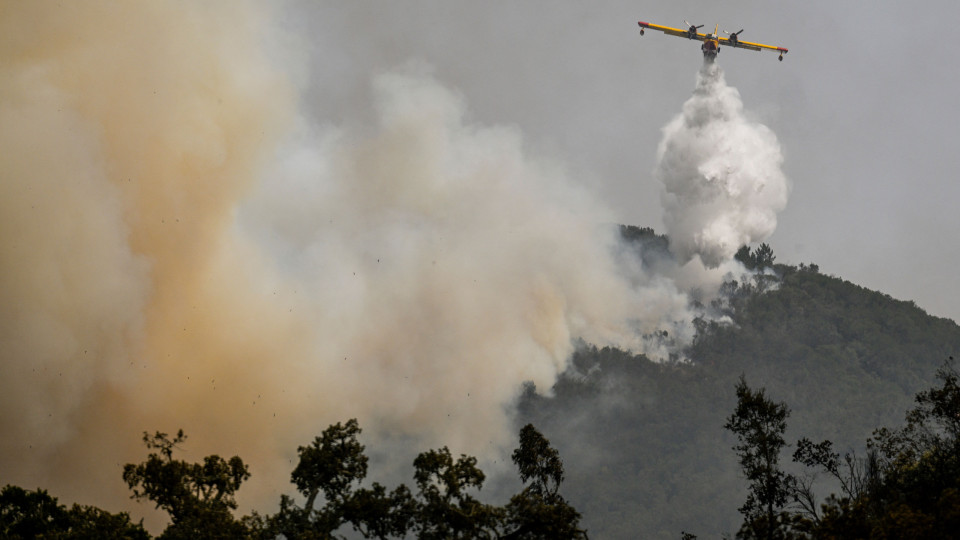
xmin=656 ymin=62 xmax=789 ymax=267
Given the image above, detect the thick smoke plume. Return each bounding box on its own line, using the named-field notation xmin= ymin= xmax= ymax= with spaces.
xmin=656 ymin=62 xmax=789 ymax=267
xmin=1 ymin=3 xmax=789 ymax=528
xmin=1 ymin=2 xmax=705 ymax=525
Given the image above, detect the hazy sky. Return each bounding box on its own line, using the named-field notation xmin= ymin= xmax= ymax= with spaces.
xmin=284 ymin=0 xmax=960 ymax=322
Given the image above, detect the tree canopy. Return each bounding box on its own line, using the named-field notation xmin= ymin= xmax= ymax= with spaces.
xmin=0 ymin=485 xmax=148 ymax=539
xmin=121 ymin=430 xmax=250 ymax=539
xmin=716 ymin=360 xmax=960 ymax=539
xmin=724 ymin=376 xmax=798 ymax=539
xmin=3 ymin=421 xmax=585 ymax=539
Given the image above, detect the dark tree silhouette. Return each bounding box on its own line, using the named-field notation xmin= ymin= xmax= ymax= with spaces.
xmin=122 ymin=430 xmax=249 ymax=539
xmin=724 ymin=377 xmax=797 ymax=539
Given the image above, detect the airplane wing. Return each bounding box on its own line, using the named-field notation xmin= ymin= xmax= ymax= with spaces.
xmin=720 ymin=37 xmax=788 ymax=56
xmin=638 ymin=21 xmax=707 ymax=42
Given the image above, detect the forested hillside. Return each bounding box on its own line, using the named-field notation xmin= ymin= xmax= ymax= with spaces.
xmin=514 ymin=227 xmax=960 ymax=539
xmin=4 ymin=227 xmax=959 ymax=539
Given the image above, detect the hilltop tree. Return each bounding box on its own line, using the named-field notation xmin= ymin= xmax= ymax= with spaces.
xmin=753 ymin=244 xmax=775 ymax=270
xmin=735 ymin=243 xmax=776 ymax=271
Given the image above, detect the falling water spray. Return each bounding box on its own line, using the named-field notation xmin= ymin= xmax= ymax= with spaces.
xmin=655 ymin=62 xmax=789 ymax=268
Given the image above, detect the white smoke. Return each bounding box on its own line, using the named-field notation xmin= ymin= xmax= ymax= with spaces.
xmin=656 ymin=62 xmax=789 ymax=267
xmin=238 ymin=62 xmax=668 ymax=453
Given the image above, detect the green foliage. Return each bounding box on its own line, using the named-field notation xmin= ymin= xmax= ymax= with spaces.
xmin=292 ymin=418 xmax=368 ymax=514
xmin=245 ymin=494 xmax=316 ymax=540
xmin=872 ymin=360 xmax=960 ymax=463
xmin=618 ymin=225 xmax=672 ymax=270
xmin=735 ymin=244 xmax=775 ymax=271
xmin=512 ymin=424 xmax=564 ymax=497
xmin=618 ymin=225 xmax=669 ymax=251
xmin=519 ymin=347 xmax=741 ymax=538
xmin=0 ymin=485 xmax=148 ymax=539
xmin=248 ymin=419 xmax=587 ymax=539
xmin=251 ymin=419 xmax=413 ymax=539
xmin=0 ymin=486 xmax=70 ymax=538
xmin=411 ymin=447 xmax=500 ymax=539
xmin=724 ymin=377 xmax=796 ymax=540
xmin=503 ymin=490 xmax=585 ymax=539
xmin=4 ymin=419 xmax=588 ymax=539
xmin=122 ymin=430 xmax=250 ymax=539
xmin=342 ymin=483 xmax=416 ymax=539
xmin=516 ymin=232 xmax=960 ymax=538
xmin=61 ymin=505 xmax=151 ymax=540
xmin=853 ymin=360 xmax=960 ymax=537
xmin=724 ymin=359 xmax=960 ymax=539
xmin=504 ymin=424 xmax=587 ymax=539
xmin=754 ymin=244 xmax=775 ymax=270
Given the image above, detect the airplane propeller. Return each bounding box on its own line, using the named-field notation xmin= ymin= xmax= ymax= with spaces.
xmin=684 ymin=20 xmax=704 ymax=29
xmin=723 ymin=29 xmax=744 ymax=45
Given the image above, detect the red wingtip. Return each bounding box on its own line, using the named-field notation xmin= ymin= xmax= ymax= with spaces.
xmin=638 ymin=21 xmax=648 ymax=27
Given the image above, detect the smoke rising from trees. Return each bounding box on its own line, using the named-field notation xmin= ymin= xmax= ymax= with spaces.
xmin=0 ymin=3 xmax=787 ymax=527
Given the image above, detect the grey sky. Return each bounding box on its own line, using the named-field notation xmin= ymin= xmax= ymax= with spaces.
xmin=282 ymin=0 xmax=960 ymax=323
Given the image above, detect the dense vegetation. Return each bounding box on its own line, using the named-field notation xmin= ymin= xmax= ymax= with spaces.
xmin=512 ymin=227 xmax=960 ymax=538
xmin=2 ymin=423 xmax=584 ymax=539
xmin=719 ymin=360 xmax=960 ymax=539
xmin=5 ymin=227 xmax=960 ymax=538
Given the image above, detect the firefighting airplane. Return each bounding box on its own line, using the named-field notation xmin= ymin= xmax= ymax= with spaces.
xmin=637 ymin=20 xmax=788 ymax=61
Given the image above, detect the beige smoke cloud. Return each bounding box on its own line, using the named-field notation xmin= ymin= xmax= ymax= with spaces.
xmin=1 ymin=0 xmax=297 ymax=524
xmin=2 ymin=1 xmax=700 ymax=528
